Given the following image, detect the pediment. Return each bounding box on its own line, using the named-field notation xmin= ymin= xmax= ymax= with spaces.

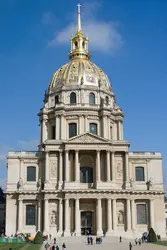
xmin=68 ymin=133 xmax=109 ymax=144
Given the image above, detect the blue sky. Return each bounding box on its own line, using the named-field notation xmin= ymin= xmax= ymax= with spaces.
xmin=0 ymin=0 xmax=167 ymax=191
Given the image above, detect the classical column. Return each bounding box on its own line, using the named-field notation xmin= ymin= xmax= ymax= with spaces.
xmin=125 ymin=152 xmax=129 ymax=182
xmin=106 ymin=151 xmax=111 ymax=182
xmin=18 ymin=199 xmax=23 ymax=232
xmin=126 ymin=199 xmax=131 ymax=231
xmin=65 ymin=150 xmax=69 ymax=182
xmin=56 ymin=115 xmax=60 ymax=140
xmin=131 ymin=199 xmax=135 ymax=231
xmin=75 ymin=199 xmax=81 ymax=236
xmin=58 ymin=199 xmax=63 ymax=235
xmin=60 ymin=115 xmax=64 ymax=139
xmin=42 ymin=116 xmax=47 ymax=143
xmin=44 ymin=198 xmax=49 ymax=233
xmin=45 ymin=151 xmax=49 ymax=184
xmin=96 ymin=198 xmax=103 ymax=236
xmin=79 ymin=115 xmax=82 ymax=134
xmin=96 ymin=150 xmax=101 ymax=182
xmin=112 ymin=199 xmax=117 ymax=231
xmin=75 ymin=150 xmax=80 ymax=182
xmin=150 ymin=199 xmax=155 ymax=229
xmin=84 ymin=115 xmax=88 ymax=132
xmin=111 ymin=152 xmax=115 ymax=182
xmin=118 ymin=121 xmax=121 ymax=140
xmin=58 ymin=150 xmax=63 ymax=187
xmin=106 ymin=199 xmax=112 ymax=235
xmin=38 ymin=199 xmax=42 ymax=231
xmin=64 ymin=198 xmax=70 ymax=236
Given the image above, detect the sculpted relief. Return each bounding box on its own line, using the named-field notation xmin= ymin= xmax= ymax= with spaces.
xmin=49 ymin=202 xmax=58 ymax=228
xmin=50 ymin=156 xmax=58 ymax=179
xmin=116 ymin=161 xmax=123 ymax=180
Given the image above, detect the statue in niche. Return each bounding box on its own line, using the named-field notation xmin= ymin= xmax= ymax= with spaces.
xmin=50 ymin=210 xmax=56 ymax=225
xmin=81 ymin=76 xmax=84 ymax=85
xmin=118 ymin=210 xmax=124 ymax=224
xmin=18 ymin=178 xmax=23 ymax=189
xmin=146 ymin=177 xmax=154 ymax=190
xmin=98 ymin=79 xmax=101 ymax=88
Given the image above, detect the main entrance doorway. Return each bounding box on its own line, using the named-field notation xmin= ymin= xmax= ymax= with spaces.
xmin=81 ymin=211 xmax=93 ymax=235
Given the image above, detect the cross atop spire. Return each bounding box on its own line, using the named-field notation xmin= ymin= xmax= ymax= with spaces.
xmin=77 ymin=3 xmax=82 ymax=33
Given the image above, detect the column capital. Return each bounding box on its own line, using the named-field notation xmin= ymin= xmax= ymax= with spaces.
xmin=65 ymin=149 xmax=69 ymax=153
xmin=75 ymin=149 xmax=79 ymax=153
xmin=59 ymin=149 xmax=63 ymax=153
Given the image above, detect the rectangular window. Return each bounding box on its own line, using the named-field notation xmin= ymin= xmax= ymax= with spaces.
xmin=51 ymin=125 xmax=55 ymax=139
xmin=26 ymin=205 xmax=36 ymax=225
xmin=69 ymin=123 xmax=77 ymax=138
xmin=27 ymin=167 xmax=36 ymax=182
xmin=137 ymin=204 xmax=147 ymax=224
xmin=136 ymin=167 xmax=145 ymax=181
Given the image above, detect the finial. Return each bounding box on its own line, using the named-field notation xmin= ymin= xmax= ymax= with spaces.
xmin=77 ymin=3 xmax=82 ymax=32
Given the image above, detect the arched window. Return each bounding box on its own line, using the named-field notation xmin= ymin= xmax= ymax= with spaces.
xmin=69 ymin=123 xmax=77 ymax=138
xmin=135 ymin=167 xmax=145 ymax=181
xmin=136 ymin=204 xmax=147 ymax=224
xmin=106 ymin=96 xmax=109 ymax=105
xmin=70 ymin=92 xmax=76 ymax=104
xmin=55 ymin=95 xmax=59 ymax=104
xmin=27 ymin=166 xmax=36 ymax=182
xmin=89 ymin=93 xmax=95 ymax=105
xmin=89 ymin=123 xmax=97 ymax=135
xmin=80 ymin=167 xmax=93 ymax=183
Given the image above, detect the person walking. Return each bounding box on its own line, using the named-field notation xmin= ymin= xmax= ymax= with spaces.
xmin=55 ymin=246 xmax=59 ymax=250
xmin=62 ymin=243 xmax=66 ymax=250
xmin=129 ymin=242 xmax=132 ymax=250
xmin=119 ymin=236 xmax=122 ymax=242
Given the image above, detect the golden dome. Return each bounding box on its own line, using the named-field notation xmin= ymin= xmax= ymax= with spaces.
xmin=49 ymin=4 xmax=112 ymax=93
xmin=49 ymin=60 xmax=112 ymax=92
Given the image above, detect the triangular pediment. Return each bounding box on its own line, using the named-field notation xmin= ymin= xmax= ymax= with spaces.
xmin=68 ymin=132 xmax=109 ymax=144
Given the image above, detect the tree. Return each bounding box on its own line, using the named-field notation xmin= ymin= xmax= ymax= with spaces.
xmin=33 ymin=231 xmax=43 ymax=244
xmin=148 ymin=228 xmax=157 ymax=242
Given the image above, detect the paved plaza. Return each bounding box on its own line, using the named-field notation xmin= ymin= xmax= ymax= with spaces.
xmin=43 ymin=236 xmax=166 ymax=250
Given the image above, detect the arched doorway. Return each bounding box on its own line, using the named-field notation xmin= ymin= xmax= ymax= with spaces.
xmin=81 ymin=211 xmax=93 ymax=235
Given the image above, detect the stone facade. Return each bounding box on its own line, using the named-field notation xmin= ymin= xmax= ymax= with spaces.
xmin=5 ymin=6 xmax=166 ymax=238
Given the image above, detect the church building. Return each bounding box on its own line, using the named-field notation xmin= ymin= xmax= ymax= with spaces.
xmin=5 ymin=5 xmax=165 ymax=238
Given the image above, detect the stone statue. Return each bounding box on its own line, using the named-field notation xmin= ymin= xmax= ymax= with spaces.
xmin=98 ymin=79 xmax=101 ymax=87
xmin=147 ymin=177 xmax=153 ymax=190
xmin=18 ymin=178 xmax=23 ymax=189
xmin=129 ymin=178 xmax=134 ymax=188
xmin=81 ymin=76 xmax=84 ymax=85
xmin=50 ymin=211 xmax=56 ymax=225
xmin=37 ymin=177 xmax=42 ymax=190
xmin=118 ymin=210 xmax=124 ymax=224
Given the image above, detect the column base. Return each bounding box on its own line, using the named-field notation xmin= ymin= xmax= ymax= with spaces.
xmin=105 ymin=230 xmax=113 ymax=236
xmin=57 ymin=230 xmax=63 ymax=237
xmin=63 ymin=230 xmax=71 ymax=236
xmin=96 ymin=229 xmax=103 ymax=236
xmin=58 ymin=181 xmax=63 ymax=190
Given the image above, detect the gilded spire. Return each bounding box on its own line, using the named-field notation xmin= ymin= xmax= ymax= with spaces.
xmin=77 ymin=4 xmax=82 ymax=33
xmin=68 ymin=4 xmax=90 ymax=61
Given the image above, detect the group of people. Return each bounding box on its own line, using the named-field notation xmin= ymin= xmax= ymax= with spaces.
xmin=44 ymin=237 xmax=66 ymax=250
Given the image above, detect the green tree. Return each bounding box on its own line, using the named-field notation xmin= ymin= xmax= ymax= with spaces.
xmin=34 ymin=231 xmax=43 ymax=244
xmin=148 ymin=228 xmax=157 ymax=242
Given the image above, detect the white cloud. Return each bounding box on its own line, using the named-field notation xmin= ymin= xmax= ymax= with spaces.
xmin=48 ymin=2 xmax=123 ymax=54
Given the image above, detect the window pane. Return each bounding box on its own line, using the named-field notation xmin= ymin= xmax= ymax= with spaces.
xmin=137 ymin=204 xmax=147 ymax=224
xmin=26 ymin=205 xmax=36 ymax=225
xmin=89 ymin=123 xmax=97 ymax=135
xmin=55 ymin=95 xmax=59 ymax=104
xmin=51 ymin=125 xmax=55 ymax=139
xmin=80 ymin=167 xmax=93 ymax=183
xmin=27 ymin=167 xmax=36 ymax=182
xmin=89 ymin=93 xmax=95 ymax=104
xmin=136 ymin=167 xmax=144 ymax=181
xmin=70 ymin=92 xmax=76 ymax=104
xmin=69 ymin=123 xmax=77 ymax=138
